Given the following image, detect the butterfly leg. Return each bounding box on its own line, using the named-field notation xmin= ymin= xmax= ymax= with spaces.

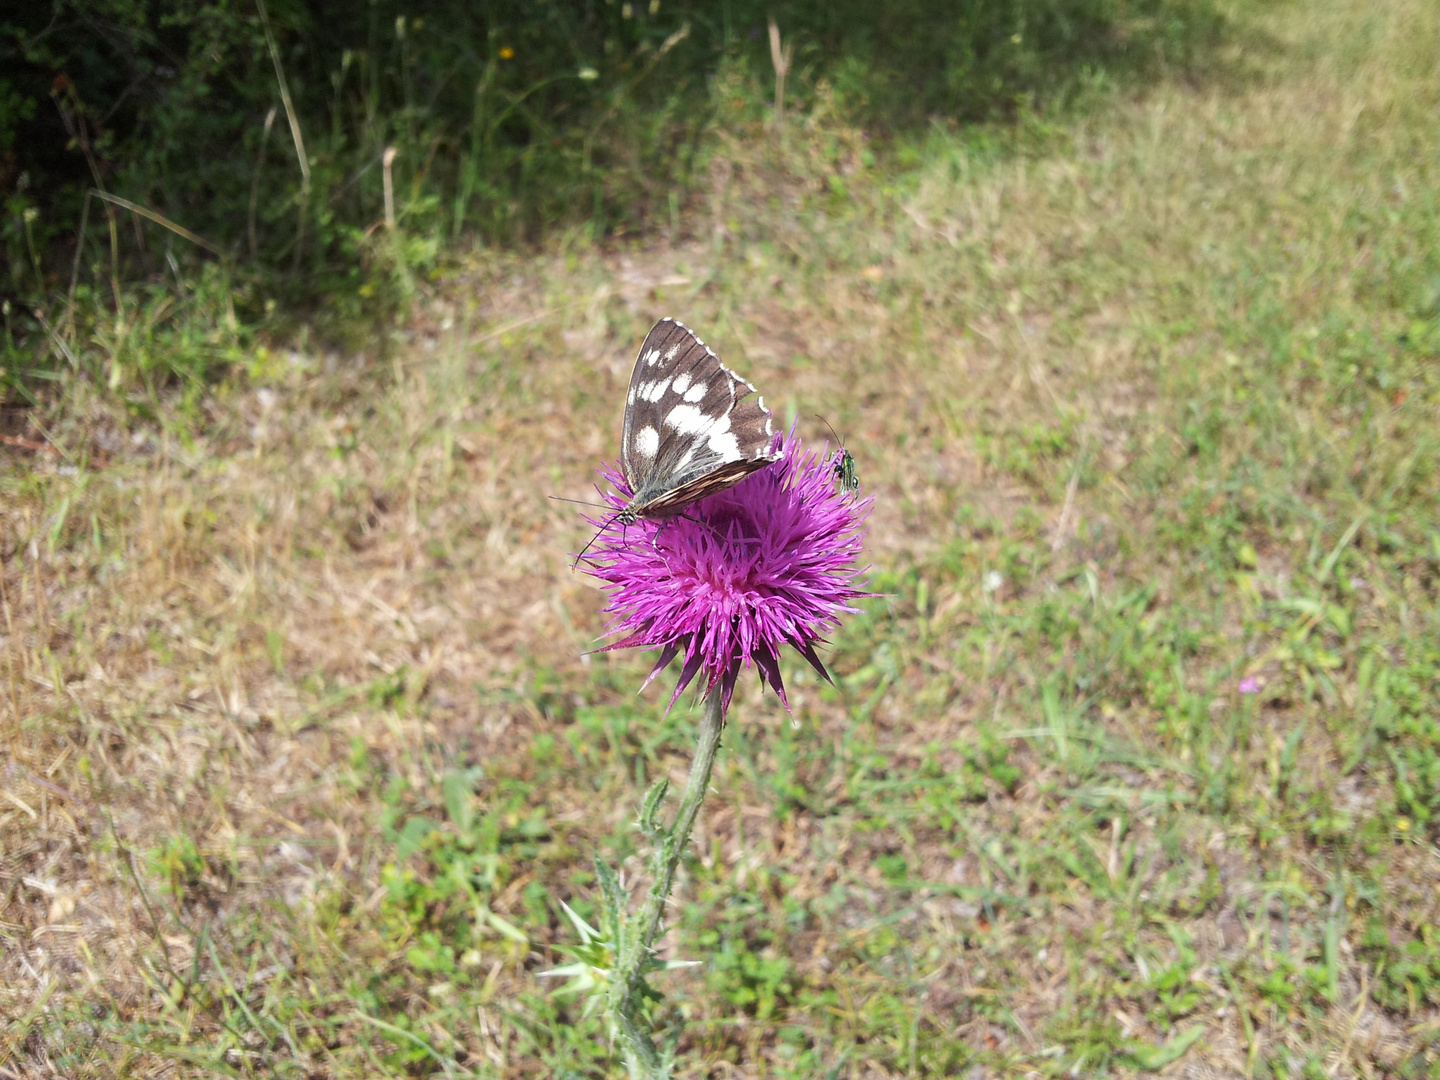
xmin=571 ymin=510 xmax=626 ymax=571
xmin=676 ymin=511 xmax=724 ymax=543
xmin=648 ymin=513 xmax=761 ymax=559
xmin=649 ymin=515 xmax=721 ymax=559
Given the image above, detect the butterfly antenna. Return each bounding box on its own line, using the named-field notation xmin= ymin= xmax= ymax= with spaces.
xmin=549 ymin=494 xmax=614 ymax=511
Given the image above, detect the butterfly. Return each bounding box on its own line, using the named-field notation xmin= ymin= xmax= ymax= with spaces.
xmin=616 ymin=317 xmax=782 ymax=526
xmin=817 ymin=415 xmax=859 ymax=495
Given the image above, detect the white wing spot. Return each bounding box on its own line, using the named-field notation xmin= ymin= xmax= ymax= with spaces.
xmin=645 ymin=348 xmax=662 ymax=367
xmin=643 ymin=378 xmax=671 ymax=402
xmin=665 ymin=343 xmax=682 ymax=361
xmin=683 ymin=381 xmax=707 ymax=403
xmin=664 ymin=404 xmax=717 ymax=436
xmin=708 ymin=431 xmax=741 ymax=462
xmin=633 ymin=426 xmax=660 ymax=459
xmin=672 ymin=445 xmax=696 ymax=474
xmin=628 ymin=383 xmax=638 ymax=405
xmin=671 ymin=372 xmax=691 ymax=394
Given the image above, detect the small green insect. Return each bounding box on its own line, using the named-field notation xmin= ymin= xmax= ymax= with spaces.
xmin=817 ymin=415 xmax=859 ymax=495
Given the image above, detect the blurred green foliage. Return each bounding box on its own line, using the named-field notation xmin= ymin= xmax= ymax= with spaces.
xmin=2 ymin=0 xmax=1228 ymax=308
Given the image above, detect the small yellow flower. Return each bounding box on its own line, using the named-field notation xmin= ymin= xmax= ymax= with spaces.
xmin=499 ymin=46 xmax=515 ymax=60
xmin=1396 ymin=817 xmax=1411 ymax=832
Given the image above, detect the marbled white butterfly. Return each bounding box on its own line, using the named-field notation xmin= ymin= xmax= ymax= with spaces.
xmin=616 ymin=317 xmax=782 ymax=525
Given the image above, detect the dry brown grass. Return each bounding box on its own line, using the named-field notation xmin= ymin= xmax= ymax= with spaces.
xmin=4 ymin=0 xmax=1440 ymax=1075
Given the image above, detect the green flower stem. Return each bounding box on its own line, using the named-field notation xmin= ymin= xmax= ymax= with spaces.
xmin=609 ymin=683 xmax=726 ymax=1080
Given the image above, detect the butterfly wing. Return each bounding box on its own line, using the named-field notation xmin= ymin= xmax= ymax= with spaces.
xmin=621 ymin=318 xmax=780 ymax=517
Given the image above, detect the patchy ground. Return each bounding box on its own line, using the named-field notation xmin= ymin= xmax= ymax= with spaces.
xmin=3 ymin=0 xmax=1440 ymax=1076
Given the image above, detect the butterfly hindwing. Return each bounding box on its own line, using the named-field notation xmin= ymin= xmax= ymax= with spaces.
xmin=619 ymin=318 xmax=779 ymax=522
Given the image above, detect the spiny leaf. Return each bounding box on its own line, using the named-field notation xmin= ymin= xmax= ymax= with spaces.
xmin=638 ymin=777 xmax=671 ymax=841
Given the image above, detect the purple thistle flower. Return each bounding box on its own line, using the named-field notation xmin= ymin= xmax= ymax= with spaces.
xmin=582 ymin=426 xmax=870 ymax=715
xmin=1238 ymin=676 xmax=1261 ymax=694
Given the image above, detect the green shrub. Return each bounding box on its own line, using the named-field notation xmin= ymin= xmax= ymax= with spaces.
xmin=3 ymin=0 xmax=1233 ymax=302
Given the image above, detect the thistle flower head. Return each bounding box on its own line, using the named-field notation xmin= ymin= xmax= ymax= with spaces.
xmin=582 ymin=426 xmax=870 ymax=714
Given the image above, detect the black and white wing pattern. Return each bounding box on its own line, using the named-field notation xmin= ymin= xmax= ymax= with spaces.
xmin=617 ymin=318 xmax=781 ymax=524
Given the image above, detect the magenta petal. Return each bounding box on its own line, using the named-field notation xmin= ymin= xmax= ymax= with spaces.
xmin=596 ymin=627 xmax=658 ymax=654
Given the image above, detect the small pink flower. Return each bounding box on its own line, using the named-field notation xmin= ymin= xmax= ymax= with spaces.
xmin=1238 ymin=676 xmax=1261 ymax=694
xmin=582 ymin=427 xmax=870 ymax=714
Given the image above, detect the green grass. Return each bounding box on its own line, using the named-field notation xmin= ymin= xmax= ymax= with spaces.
xmin=2 ymin=0 xmax=1439 ymax=1076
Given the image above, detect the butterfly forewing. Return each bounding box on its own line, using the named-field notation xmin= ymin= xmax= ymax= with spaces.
xmin=619 ymin=318 xmax=780 ymax=522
